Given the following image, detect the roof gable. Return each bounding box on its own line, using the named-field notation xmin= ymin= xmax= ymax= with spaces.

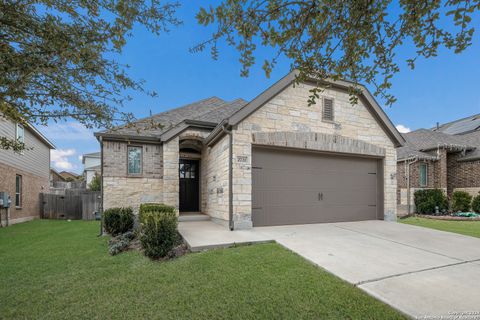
xmin=223 ymin=70 xmax=405 ymax=147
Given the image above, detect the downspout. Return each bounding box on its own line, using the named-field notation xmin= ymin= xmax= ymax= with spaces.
xmin=221 ymin=123 xmax=234 ymax=231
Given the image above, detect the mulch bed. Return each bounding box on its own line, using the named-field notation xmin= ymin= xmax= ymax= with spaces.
xmin=416 ymin=214 xmax=480 ymax=221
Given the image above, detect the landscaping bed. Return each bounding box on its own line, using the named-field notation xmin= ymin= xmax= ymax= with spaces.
xmin=414 ymin=214 xmax=480 ymax=221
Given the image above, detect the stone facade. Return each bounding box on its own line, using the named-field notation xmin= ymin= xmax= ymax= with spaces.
xmin=230 ymin=83 xmax=397 ymax=228
xmin=102 ymin=140 xmax=163 ymax=213
xmin=0 ymin=161 xmax=49 ymax=224
xmin=100 ymin=82 xmax=400 ymax=228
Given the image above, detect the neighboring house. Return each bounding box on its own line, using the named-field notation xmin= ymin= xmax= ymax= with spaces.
xmin=0 ymin=117 xmax=55 ymax=224
xmin=397 ymin=114 xmax=480 ymax=214
xmin=95 ymin=70 xmax=404 ymax=229
xmin=50 ymin=168 xmax=66 ymax=185
xmin=59 ymin=171 xmax=81 ymax=181
xmin=82 ymin=152 xmax=101 ymax=186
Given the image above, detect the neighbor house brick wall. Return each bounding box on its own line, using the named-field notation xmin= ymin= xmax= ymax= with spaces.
xmin=102 ymin=140 xmax=163 ymax=213
xmin=0 ymin=161 xmax=48 ymax=224
xmin=231 ymin=82 xmax=398 ymax=229
xmin=447 ymin=153 xmax=480 ymax=196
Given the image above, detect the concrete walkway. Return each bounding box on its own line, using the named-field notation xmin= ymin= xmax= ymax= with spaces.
xmin=179 ymin=220 xmax=480 ymax=319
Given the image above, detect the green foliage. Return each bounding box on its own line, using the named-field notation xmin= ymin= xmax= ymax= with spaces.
xmin=472 ymin=194 xmax=480 ymax=213
xmin=414 ymin=189 xmax=448 ymax=214
xmin=1 ymin=0 xmax=180 ymax=150
xmin=140 ymin=211 xmax=178 ymax=259
xmin=108 ymin=231 xmax=135 ymax=256
xmin=194 ymin=1 xmax=479 ymax=106
xmin=138 ymin=203 xmax=176 ymax=224
xmin=103 ymin=207 xmax=134 ymax=236
xmin=451 ymin=191 xmax=472 ymax=212
xmin=88 ymin=174 xmax=101 ymax=191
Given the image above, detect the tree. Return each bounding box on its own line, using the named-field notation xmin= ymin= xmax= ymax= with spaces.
xmin=1 ymin=0 xmax=180 ymax=150
xmin=195 ymin=0 xmax=479 ymax=105
xmin=88 ymin=173 xmax=101 ymax=191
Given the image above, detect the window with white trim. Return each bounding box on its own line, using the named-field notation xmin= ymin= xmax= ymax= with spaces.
xmin=419 ymin=163 xmax=428 ymax=187
xmin=16 ymin=123 xmax=25 ymax=143
xmin=15 ymin=175 xmax=22 ymax=207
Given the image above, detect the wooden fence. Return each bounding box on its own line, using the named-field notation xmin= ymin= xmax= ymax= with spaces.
xmin=41 ymin=191 xmax=101 ymax=220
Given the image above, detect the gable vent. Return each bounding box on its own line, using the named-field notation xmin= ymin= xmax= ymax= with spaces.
xmin=323 ymin=98 xmax=334 ymax=121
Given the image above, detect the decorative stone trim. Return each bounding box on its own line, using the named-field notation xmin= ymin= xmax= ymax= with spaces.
xmin=252 ymin=132 xmax=386 ymax=157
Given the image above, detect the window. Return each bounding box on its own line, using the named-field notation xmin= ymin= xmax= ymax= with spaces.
xmin=127 ymin=146 xmax=142 ymax=175
xmin=419 ymin=163 xmax=428 ymax=187
xmin=179 ymin=163 xmax=196 ymax=179
xmin=16 ymin=123 xmax=25 ymax=144
xmin=322 ymin=98 xmax=334 ymax=122
xmin=15 ymin=175 xmax=22 ymax=207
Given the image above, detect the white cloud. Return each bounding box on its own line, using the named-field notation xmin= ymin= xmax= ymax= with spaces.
xmin=51 ymin=149 xmax=77 ymax=170
xmin=396 ymin=124 xmax=411 ymax=133
xmin=41 ymin=122 xmax=96 ymax=142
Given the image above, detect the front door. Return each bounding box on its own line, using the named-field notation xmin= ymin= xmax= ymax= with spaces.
xmin=179 ymin=159 xmax=200 ymax=212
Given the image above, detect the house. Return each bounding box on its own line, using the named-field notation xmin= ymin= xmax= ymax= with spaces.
xmin=58 ymin=171 xmax=81 ymax=181
xmin=0 ymin=117 xmax=55 ymax=224
xmin=82 ymin=152 xmax=101 ymax=186
xmin=95 ymin=70 xmax=404 ymax=229
xmin=396 ymin=114 xmax=480 ymax=214
xmin=50 ymin=168 xmax=67 ymax=185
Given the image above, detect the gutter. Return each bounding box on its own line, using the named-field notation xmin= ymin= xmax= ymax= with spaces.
xmin=221 ymin=123 xmax=234 ymax=231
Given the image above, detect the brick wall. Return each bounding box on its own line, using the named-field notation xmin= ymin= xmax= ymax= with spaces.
xmin=447 ymin=152 xmax=480 ymax=195
xmin=0 ymin=161 xmax=49 ymax=223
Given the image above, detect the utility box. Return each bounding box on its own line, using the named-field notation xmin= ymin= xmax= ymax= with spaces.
xmin=0 ymin=192 xmax=10 ymax=208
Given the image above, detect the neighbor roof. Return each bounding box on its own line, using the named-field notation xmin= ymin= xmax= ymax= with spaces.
xmin=397 ymin=129 xmax=479 ymax=161
xmin=433 ymin=113 xmax=480 ymax=135
xmin=95 ymin=97 xmax=247 ymax=142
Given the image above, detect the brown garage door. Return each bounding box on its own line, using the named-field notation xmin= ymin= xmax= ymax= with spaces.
xmin=252 ymin=147 xmax=383 ymax=226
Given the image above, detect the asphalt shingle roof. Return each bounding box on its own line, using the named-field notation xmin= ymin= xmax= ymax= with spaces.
xmin=102 ymin=97 xmax=247 ymax=138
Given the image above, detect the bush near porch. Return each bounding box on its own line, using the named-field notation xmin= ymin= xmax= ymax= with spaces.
xmin=0 ymin=220 xmax=406 ymax=319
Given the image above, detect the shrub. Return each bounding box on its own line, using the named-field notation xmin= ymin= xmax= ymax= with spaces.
xmin=472 ymin=194 xmax=480 ymax=213
xmin=140 ymin=210 xmax=178 ymax=259
xmin=451 ymin=191 xmax=472 ymax=212
xmin=139 ymin=203 xmax=176 ymax=224
xmin=88 ymin=174 xmax=101 ymax=191
xmin=108 ymin=231 xmax=136 ymax=255
xmin=414 ymin=189 xmax=448 ymax=214
xmin=103 ymin=207 xmax=134 ymax=236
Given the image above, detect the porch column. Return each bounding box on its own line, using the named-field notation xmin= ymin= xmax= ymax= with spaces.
xmin=163 ymin=137 xmax=179 ymax=213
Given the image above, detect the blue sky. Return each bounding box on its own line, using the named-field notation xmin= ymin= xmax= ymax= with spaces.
xmin=44 ymin=2 xmax=480 ymax=173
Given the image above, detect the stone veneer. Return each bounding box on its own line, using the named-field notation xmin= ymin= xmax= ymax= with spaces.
xmin=230 ymin=82 xmax=398 ymax=229
xmin=102 ymin=140 xmax=163 ymax=213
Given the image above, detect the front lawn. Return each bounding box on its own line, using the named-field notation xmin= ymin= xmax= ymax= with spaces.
xmin=401 ymin=216 xmax=480 ymax=238
xmin=0 ymin=220 xmax=405 ymax=319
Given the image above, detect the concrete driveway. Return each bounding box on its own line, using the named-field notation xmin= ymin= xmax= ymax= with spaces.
xmin=256 ymin=221 xmax=480 ymax=319
xmin=180 ymin=220 xmax=480 ymax=319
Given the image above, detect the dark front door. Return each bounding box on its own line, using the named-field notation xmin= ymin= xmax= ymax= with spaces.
xmin=179 ymin=159 xmax=200 ymax=212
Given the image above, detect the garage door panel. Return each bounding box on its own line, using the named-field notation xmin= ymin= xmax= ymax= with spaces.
xmin=252 ymin=147 xmax=382 ymax=226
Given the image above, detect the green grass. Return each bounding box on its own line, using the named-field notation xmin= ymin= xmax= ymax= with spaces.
xmin=401 ymin=216 xmax=480 ymax=238
xmin=0 ymin=220 xmax=405 ymax=319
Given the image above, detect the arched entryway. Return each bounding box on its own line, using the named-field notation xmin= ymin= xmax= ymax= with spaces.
xmin=179 ymin=138 xmax=202 ymax=213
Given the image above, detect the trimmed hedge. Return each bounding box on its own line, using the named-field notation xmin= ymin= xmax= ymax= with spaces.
xmin=103 ymin=207 xmax=134 ymax=236
xmin=414 ymin=189 xmax=448 ymax=214
xmin=451 ymin=191 xmax=472 ymax=212
xmin=139 ymin=203 xmax=176 ymax=224
xmin=472 ymin=194 xmax=480 ymax=213
xmin=140 ymin=210 xmax=178 ymax=259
